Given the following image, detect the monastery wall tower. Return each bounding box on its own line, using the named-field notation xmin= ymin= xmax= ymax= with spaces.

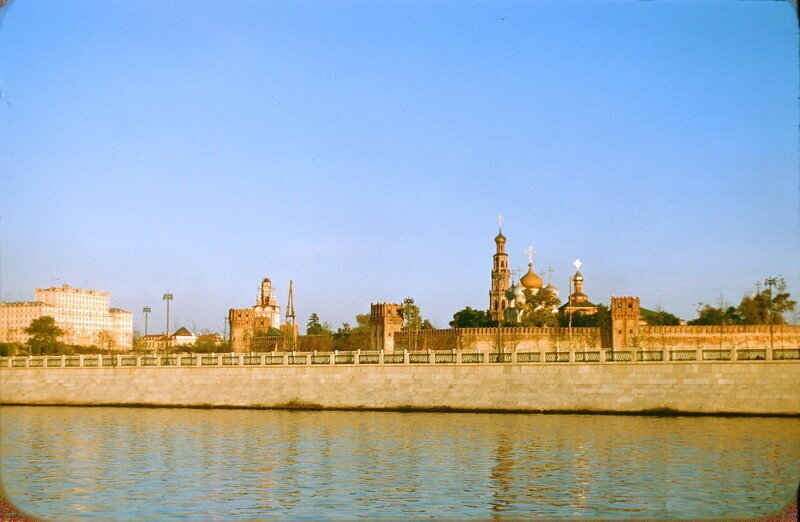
xmin=370 ymin=303 xmax=403 ymax=353
xmin=611 ymin=296 xmax=640 ymax=349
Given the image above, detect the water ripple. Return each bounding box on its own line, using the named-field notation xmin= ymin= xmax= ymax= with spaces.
xmin=1 ymin=407 xmax=798 ymax=519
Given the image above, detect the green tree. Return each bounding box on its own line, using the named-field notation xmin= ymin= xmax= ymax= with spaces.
xmin=354 ymin=313 xmax=371 ymax=332
xmin=640 ymin=307 xmax=681 ymax=326
xmin=400 ymin=297 xmax=422 ymax=331
xmin=97 ymin=330 xmax=116 ymax=354
xmin=687 ymin=304 xmax=742 ymax=326
xmin=306 ymin=313 xmax=332 ymax=335
xmin=738 ymin=280 xmax=796 ymax=325
xmin=521 ymin=288 xmax=560 ymax=327
xmin=557 ymin=303 xmax=610 ymax=329
xmin=449 ymin=307 xmax=494 ymax=328
xmin=24 ymin=316 xmax=64 ymax=355
xmin=0 ymin=342 xmax=20 ymax=357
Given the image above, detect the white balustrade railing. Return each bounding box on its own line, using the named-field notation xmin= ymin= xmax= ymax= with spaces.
xmin=1 ymin=347 xmax=798 ymax=369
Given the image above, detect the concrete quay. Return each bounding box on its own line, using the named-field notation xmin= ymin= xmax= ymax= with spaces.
xmin=1 ymin=352 xmax=798 ymax=415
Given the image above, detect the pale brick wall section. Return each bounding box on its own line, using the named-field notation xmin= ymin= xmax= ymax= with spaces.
xmin=394 ymin=327 xmax=603 ymax=352
xmin=2 ymin=362 xmax=798 ymax=415
xmin=636 ymin=325 xmax=800 ymax=350
xmin=394 ymin=325 xmax=800 ymax=351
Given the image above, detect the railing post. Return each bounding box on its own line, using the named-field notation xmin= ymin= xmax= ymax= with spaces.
xmin=329 ymin=352 xmax=334 ymax=365
xmin=79 ymin=355 xmax=84 ymax=367
xmin=484 ymin=350 xmax=490 ymax=364
xmin=239 ymin=354 xmax=244 ymax=366
xmin=403 ymin=349 xmax=409 ymax=364
xmin=457 ymin=351 xmax=463 ymax=364
xmin=61 ymin=354 xmax=66 ymax=367
xmin=429 ymin=349 xmax=434 ymax=365
xmin=696 ymin=346 xmax=703 ymax=362
xmin=379 ymin=350 xmax=384 ymax=365
xmin=354 ymin=349 xmax=360 ymax=365
xmin=197 ymin=354 xmax=202 ymax=367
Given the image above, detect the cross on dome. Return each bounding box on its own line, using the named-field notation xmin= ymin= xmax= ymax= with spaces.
xmin=525 ymin=246 xmax=536 ymax=264
xmin=497 ymin=214 xmax=504 ymax=229
xmin=573 ymin=259 xmax=583 ymax=271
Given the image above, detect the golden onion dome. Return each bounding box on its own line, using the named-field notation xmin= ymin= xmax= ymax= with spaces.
xmin=520 ymin=263 xmax=543 ymax=289
xmin=494 ymin=231 xmax=506 ymax=243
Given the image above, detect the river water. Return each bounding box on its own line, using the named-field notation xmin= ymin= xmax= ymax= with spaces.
xmin=1 ymin=406 xmax=798 ymax=520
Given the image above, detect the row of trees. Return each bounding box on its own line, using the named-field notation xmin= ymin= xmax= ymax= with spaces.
xmin=689 ymin=279 xmax=796 ymax=326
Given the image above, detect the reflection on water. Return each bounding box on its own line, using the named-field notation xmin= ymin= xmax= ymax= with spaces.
xmin=1 ymin=406 xmax=798 ymax=520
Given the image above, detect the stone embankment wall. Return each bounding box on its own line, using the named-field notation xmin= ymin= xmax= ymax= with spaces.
xmin=2 ymin=361 xmax=798 ymax=415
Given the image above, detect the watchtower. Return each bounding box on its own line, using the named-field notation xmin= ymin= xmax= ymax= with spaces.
xmin=370 ymin=303 xmax=403 ymax=353
xmin=611 ymin=296 xmax=640 ymax=349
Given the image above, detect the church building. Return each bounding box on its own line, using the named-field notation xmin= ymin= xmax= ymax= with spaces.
xmin=489 ymin=219 xmax=595 ymax=325
xmin=559 ymin=260 xmax=599 ymax=317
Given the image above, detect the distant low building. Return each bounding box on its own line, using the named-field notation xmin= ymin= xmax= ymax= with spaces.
xmin=0 ymin=285 xmax=133 ymax=350
xmin=139 ymin=334 xmax=168 ymax=351
xmin=139 ymin=327 xmax=197 ymax=351
xmin=172 ymin=327 xmax=196 ymax=346
xmin=196 ymin=332 xmax=225 ymax=345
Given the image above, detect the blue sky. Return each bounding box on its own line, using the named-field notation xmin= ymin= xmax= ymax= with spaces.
xmin=1 ymin=1 xmax=798 ymax=333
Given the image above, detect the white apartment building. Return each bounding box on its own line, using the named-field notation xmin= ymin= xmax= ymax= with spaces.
xmin=0 ymin=301 xmax=58 ymax=344
xmin=0 ymin=284 xmax=133 ymax=350
xmin=109 ymin=308 xmax=133 ymax=349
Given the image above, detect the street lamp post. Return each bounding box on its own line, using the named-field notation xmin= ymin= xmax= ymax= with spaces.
xmin=163 ymin=293 xmax=173 ymax=357
xmin=764 ymin=278 xmax=777 ymax=359
xmin=142 ymin=306 xmax=151 ymax=336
